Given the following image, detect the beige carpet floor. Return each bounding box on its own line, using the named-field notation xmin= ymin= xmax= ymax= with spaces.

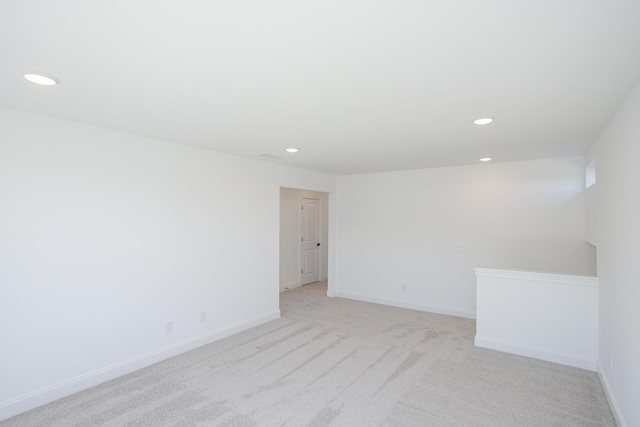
xmin=2 ymin=281 xmax=615 ymax=426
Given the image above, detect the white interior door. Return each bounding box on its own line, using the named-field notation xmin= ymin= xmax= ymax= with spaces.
xmin=300 ymin=198 xmax=320 ymax=285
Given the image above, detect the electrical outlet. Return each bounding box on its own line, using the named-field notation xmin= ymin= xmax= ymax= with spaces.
xmin=457 ymin=242 xmax=471 ymax=252
xmin=402 ymin=284 xmax=408 ymax=292
xmin=165 ymin=321 xmax=173 ymax=334
xmin=200 ymin=311 xmax=207 ymax=323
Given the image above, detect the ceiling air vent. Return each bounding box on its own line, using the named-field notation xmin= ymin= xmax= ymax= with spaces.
xmin=256 ymin=153 xmax=283 ymax=160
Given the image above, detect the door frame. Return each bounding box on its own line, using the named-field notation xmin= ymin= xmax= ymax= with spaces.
xmin=279 ymin=187 xmax=332 ymax=294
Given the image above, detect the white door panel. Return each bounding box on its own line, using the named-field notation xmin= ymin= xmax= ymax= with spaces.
xmin=300 ymin=198 xmax=320 ymax=285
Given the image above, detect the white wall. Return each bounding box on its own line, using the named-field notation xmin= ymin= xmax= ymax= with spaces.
xmin=335 ymin=156 xmax=595 ymax=318
xmin=279 ymin=188 xmax=329 ymax=291
xmin=0 ymin=107 xmax=335 ymax=420
xmin=586 ymin=80 xmax=640 ymax=427
xmin=475 ymin=268 xmax=599 ymax=371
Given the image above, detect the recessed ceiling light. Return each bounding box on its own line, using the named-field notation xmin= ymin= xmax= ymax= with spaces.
xmin=286 ymin=148 xmax=299 ymax=153
xmin=473 ymin=117 xmax=493 ymax=125
xmin=21 ymin=71 xmax=60 ymax=86
xmin=479 ymin=157 xmax=493 ymax=162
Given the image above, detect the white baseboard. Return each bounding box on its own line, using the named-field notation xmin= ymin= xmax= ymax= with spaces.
xmin=597 ymin=360 xmax=627 ymax=427
xmin=334 ymin=290 xmax=476 ymax=319
xmin=0 ymin=310 xmax=280 ymax=422
xmin=474 ymin=335 xmax=597 ymax=371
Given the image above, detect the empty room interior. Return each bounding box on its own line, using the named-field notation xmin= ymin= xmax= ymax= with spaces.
xmin=1 ymin=1 xmax=639 ymax=426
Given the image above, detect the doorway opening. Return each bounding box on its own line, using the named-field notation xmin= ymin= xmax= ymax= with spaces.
xmin=279 ymin=187 xmax=329 ymax=294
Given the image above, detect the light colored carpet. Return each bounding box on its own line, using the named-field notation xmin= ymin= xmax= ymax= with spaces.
xmin=2 ymin=282 xmax=615 ymax=426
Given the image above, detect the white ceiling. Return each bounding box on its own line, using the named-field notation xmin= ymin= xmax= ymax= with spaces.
xmin=2 ymin=1 xmax=640 ymax=175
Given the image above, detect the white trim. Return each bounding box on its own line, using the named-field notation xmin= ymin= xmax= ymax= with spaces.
xmin=335 ymin=290 xmax=476 ymax=319
xmin=474 ymin=335 xmax=597 ymax=371
xmin=0 ymin=310 xmax=280 ymax=422
xmin=597 ymin=361 xmax=627 ymax=427
xmin=474 ymin=268 xmax=599 ymax=287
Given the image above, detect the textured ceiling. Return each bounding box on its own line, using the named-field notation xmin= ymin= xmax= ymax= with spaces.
xmin=2 ymin=0 xmax=640 ymax=175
